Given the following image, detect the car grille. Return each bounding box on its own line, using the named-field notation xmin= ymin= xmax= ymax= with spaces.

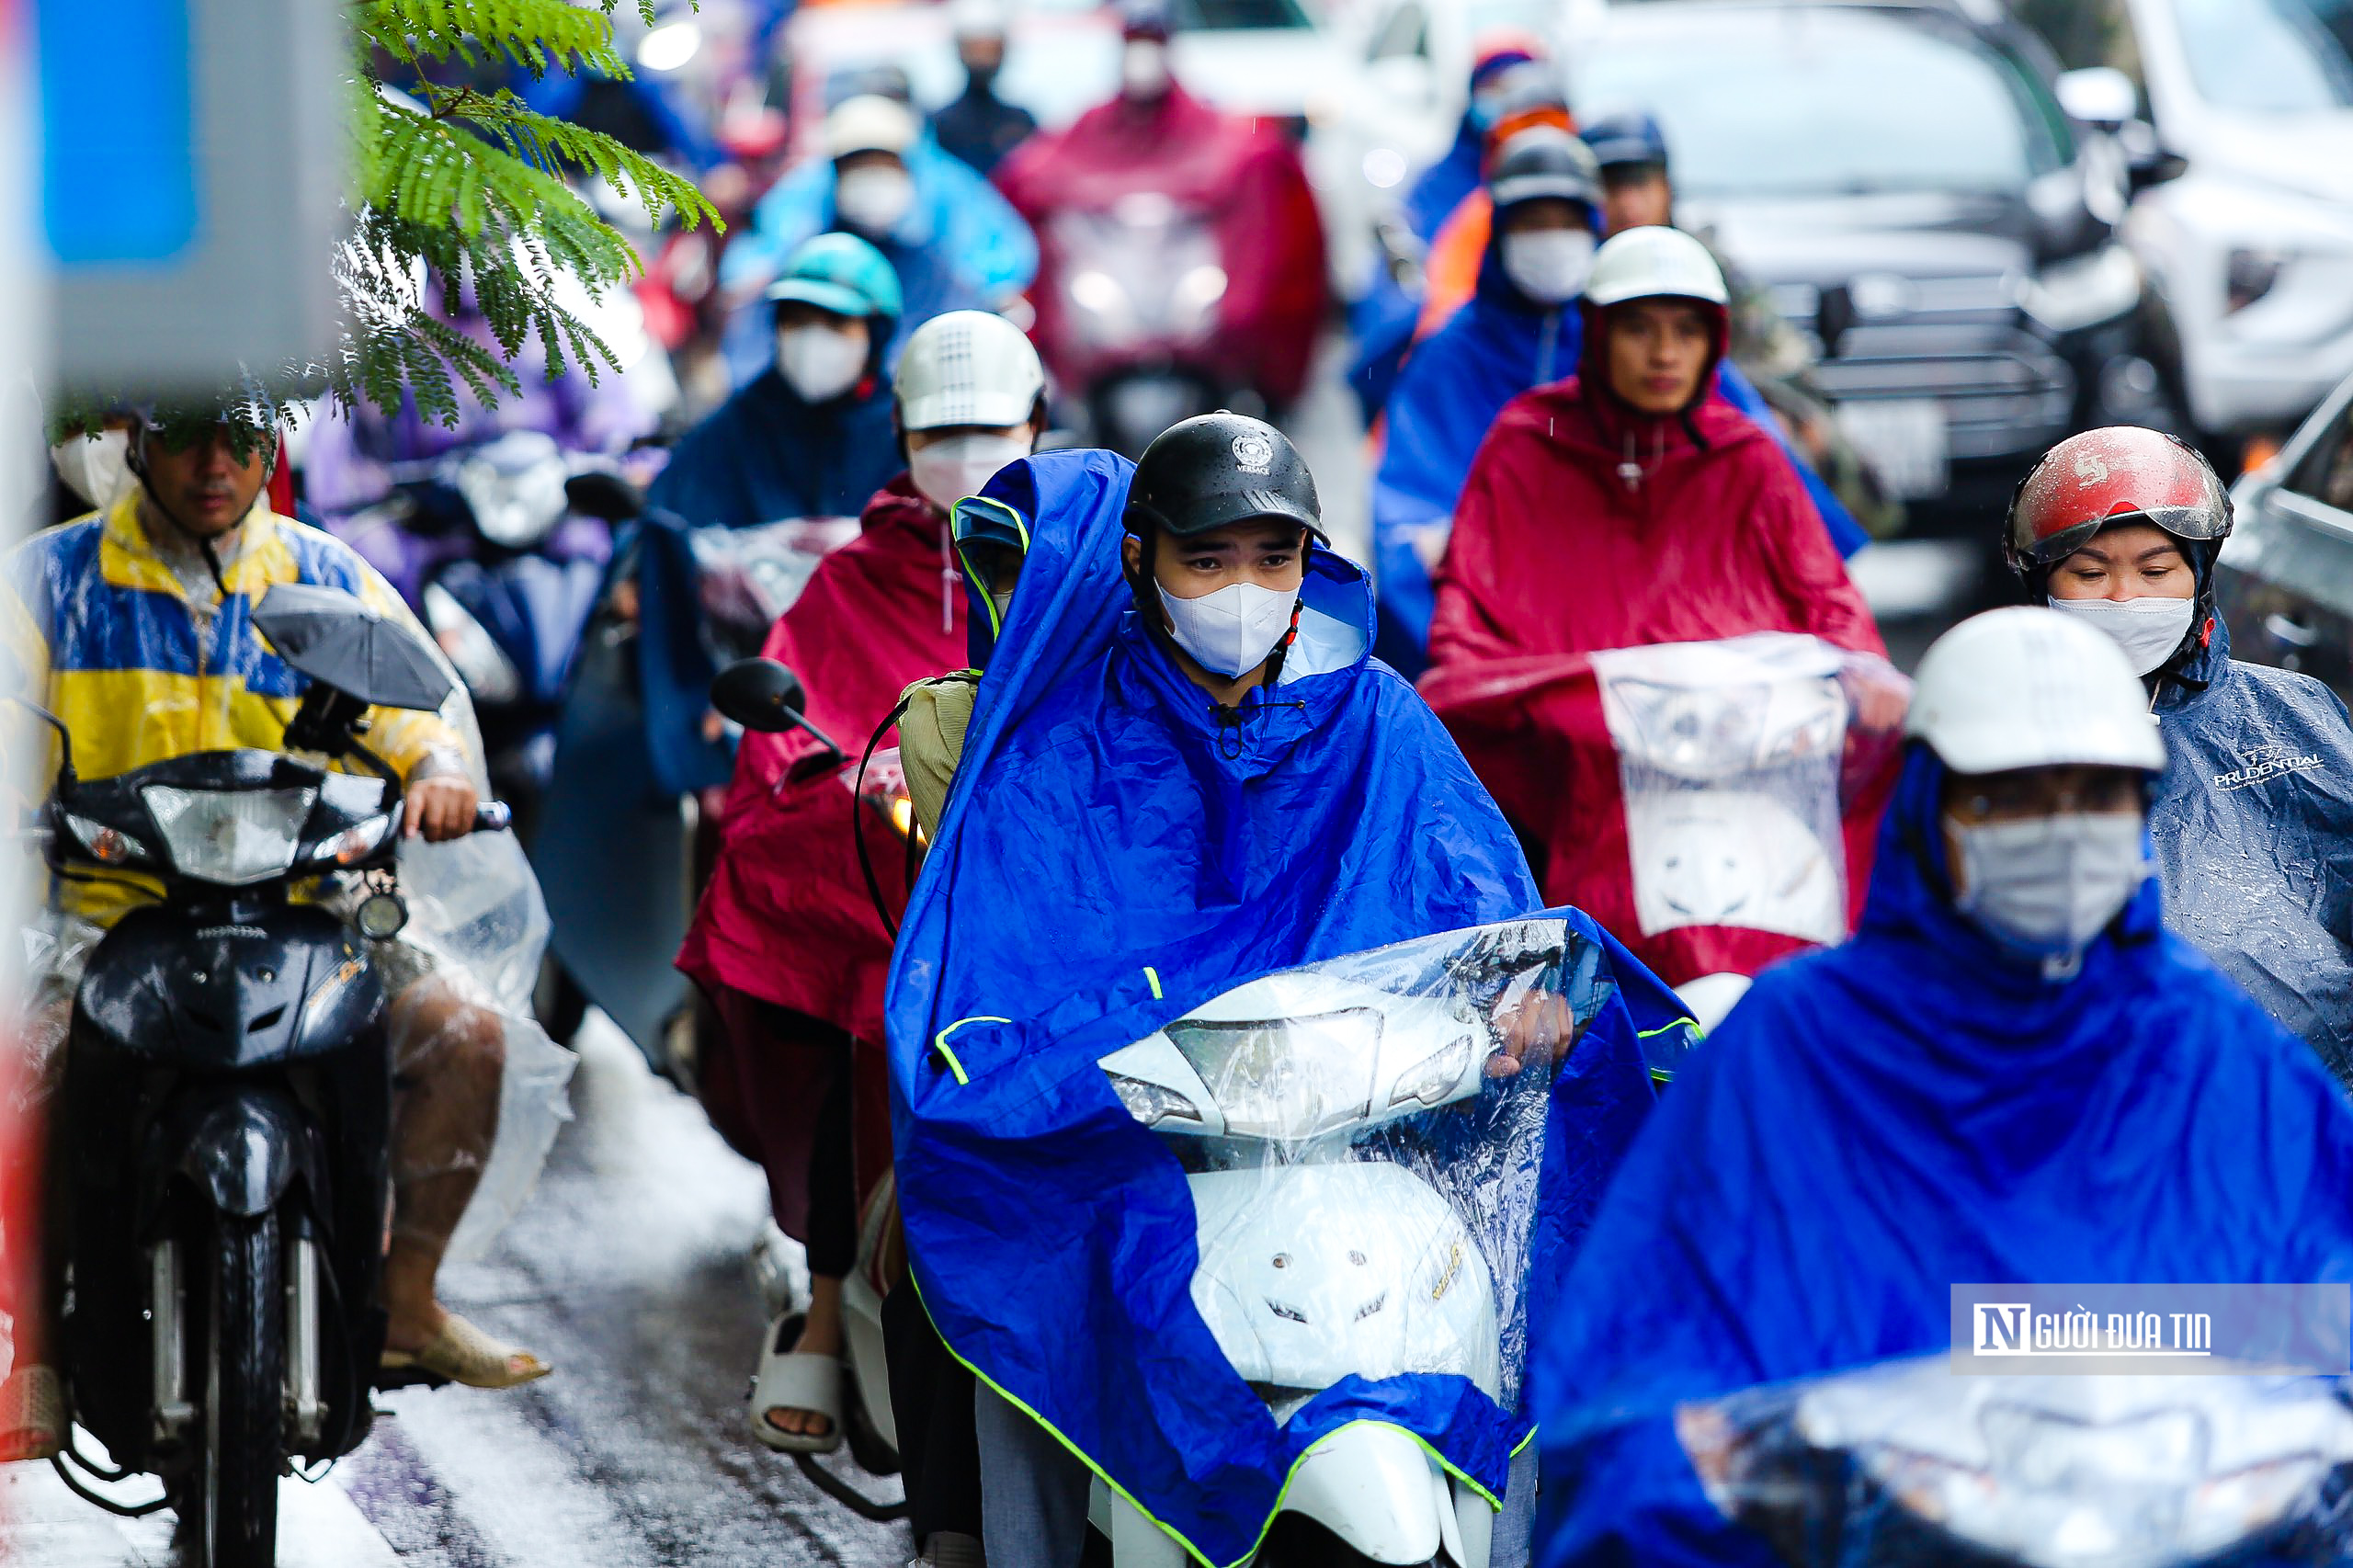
xmin=1809 ymin=324 xmax=2077 ymax=462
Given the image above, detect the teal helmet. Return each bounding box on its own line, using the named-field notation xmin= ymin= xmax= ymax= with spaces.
xmin=767 ymin=232 xmax=904 ymax=324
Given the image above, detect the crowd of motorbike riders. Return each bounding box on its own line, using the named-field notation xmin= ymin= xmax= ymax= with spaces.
xmin=8 ymin=5 xmax=2353 ymax=1566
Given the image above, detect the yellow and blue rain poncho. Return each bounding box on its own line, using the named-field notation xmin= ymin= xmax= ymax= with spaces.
xmin=2 ymin=491 xmax=465 ymax=923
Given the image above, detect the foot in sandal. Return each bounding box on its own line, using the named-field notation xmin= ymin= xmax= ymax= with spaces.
xmin=751 ymin=1308 xmax=845 ymax=1453
xmin=0 ymin=1365 xmax=65 ymax=1462
xmin=758 ymin=1273 xmax=845 ymax=1444
xmin=382 ymin=1306 xmax=551 ymax=1390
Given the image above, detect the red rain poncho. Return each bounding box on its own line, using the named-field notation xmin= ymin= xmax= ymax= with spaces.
xmin=679 ymin=477 xmax=965 ymax=1043
xmin=1422 ymin=307 xmax=1892 ymax=988
xmin=993 ymin=85 xmax=1328 ymax=407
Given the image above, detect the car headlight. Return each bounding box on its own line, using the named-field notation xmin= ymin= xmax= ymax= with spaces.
xmin=139 ymin=786 xmax=316 ymax=886
xmin=2019 ymin=244 xmax=2142 ymax=334
xmin=1165 ymin=1008 xmax=1384 ymax=1141
xmin=423 ymin=583 xmax=522 ymax=705
xmin=63 ymin=812 xmax=152 ymax=868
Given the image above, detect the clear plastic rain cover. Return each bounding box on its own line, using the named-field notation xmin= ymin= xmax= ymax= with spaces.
xmin=1593 ymin=632 xmax=1880 ymax=948
xmin=686 ymin=515 xmax=863 ymax=662
xmin=1096 ymin=917 xmax=1595 ymax=1420
xmin=1676 ymin=1354 xmax=2353 ymax=1568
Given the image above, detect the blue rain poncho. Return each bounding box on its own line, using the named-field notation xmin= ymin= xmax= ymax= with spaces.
xmin=1529 ymin=746 xmax=2353 ymax=1567
xmin=1372 ymin=254 xmax=1868 ymax=672
xmin=2152 ymin=617 xmax=2353 ymax=1084
xmin=886 ymin=449 xmax=1688 ymax=1567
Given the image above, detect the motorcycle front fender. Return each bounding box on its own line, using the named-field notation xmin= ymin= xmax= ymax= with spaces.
xmin=1284 ymin=1423 xmax=1449 ymax=1565
xmin=153 ymin=1085 xmax=318 ymax=1220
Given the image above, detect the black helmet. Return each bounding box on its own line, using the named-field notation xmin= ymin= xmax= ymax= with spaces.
xmin=1487 ymin=125 xmax=1602 ymax=222
xmin=1126 ymin=412 xmax=1324 ymax=540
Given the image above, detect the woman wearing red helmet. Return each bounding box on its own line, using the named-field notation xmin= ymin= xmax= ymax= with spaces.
xmin=2006 ymin=425 xmax=2353 ymax=1082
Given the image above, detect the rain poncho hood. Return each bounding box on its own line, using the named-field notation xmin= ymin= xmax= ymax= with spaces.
xmin=993 ymin=85 xmax=1328 ymax=407
xmin=885 ymin=450 xmax=1685 ymax=1565
xmin=1529 ymin=746 xmax=2353 ymax=1565
xmin=2151 ymin=615 xmax=2353 ymax=1083
xmin=1373 ymin=251 xmax=1866 ymax=672
xmin=1420 ymin=364 xmax=1886 ymax=983
xmin=678 ymin=477 xmax=965 ymax=1040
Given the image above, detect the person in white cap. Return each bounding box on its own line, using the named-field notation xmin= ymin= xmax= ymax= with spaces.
xmin=932 ymin=0 xmax=1037 ymax=175
xmin=676 ymin=312 xmax=1044 ymax=1532
xmin=1531 ymin=605 xmax=2353 ymax=1562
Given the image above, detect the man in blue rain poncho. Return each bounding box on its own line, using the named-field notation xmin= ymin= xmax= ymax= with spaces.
xmin=1370 ymin=128 xmax=1866 ymax=674
xmin=1530 ymin=607 xmax=2353 ymax=1566
xmin=2006 ymin=426 xmax=2353 ymax=1085
xmin=884 ymin=418 xmax=1691 ymax=1568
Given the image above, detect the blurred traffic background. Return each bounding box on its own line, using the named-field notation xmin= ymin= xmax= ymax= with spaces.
xmin=140 ymin=0 xmax=2353 ymax=674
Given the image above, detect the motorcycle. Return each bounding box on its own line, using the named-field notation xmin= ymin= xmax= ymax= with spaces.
xmin=328 ymin=429 xmax=627 ymax=832
xmin=1588 ymin=632 xmax=1906 ymax=1032
xmin=26 ymin=584 xmax=510 ymax=1567
xmin=1676 ymin=1353 xmax=2353 ymax=1566
xmin=1081 ymin=925 xmax=1578 ymax=1567
xmin=1047 ymin=191 xmax=1236 ymax=458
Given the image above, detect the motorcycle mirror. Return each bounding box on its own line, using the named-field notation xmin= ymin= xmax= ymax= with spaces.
xmin=563 ymin=471 xmax=647 ymax=524
xmin=6 ymin=696 xmax=75 ymax=785
xmin=711 ymin=657 xmax=818 ymax=733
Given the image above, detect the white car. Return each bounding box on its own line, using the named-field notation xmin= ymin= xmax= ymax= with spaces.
xmin=2088 ymin=0 xmax=2353 ymax=438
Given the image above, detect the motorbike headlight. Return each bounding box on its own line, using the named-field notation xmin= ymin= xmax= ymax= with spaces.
xmin=1171 ymin=264 xmax=1228 ymax=334
xmin=2018 ymin=244 xmax=2142 ymax=334
xmin=423 ymin=583 xmax=523 ymax=705
xmin=452 ymin=435 xmax=569 ymax=550
xmin=1105 ymin=1072 xmax=1204 ymax=1129
xmin=1069 ymin=269 xmax=1128 ymax=319
xmin=139 ymin=786 xmax=316 ymax=886
xmin=1165 ymin=1008 xmax=1383 ymax=1141
xmin=63 ymin=812 xmax=152 ymax=868
xmin=1387 ymin=1033 xmax=1477 ymax=1109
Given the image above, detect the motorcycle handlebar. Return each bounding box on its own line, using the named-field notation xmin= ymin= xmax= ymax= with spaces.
xmin=472 ymin=801 xmax=513 ymax=834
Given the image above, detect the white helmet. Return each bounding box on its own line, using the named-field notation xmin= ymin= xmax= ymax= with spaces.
xmin=1906 ymin=607 xmax=2165 ymax=775
xmin=825 ymin=95 xmax=919 ymax=161
xmin=1584 ymin=225 xmax=1730 ymax=309
xmin=895 ymin=311 xmax=1048 ymax=431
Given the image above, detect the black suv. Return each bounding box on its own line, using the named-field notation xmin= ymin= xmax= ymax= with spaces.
xmin=1576 ymin=0 xmax=2188 ymax=521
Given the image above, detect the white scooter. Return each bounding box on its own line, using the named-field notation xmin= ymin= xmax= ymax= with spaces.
xmin=1592 ymin=632 xmax=1904 ymax=1034
xmin=1085 ymin=923 xmax=1572 ymax=1566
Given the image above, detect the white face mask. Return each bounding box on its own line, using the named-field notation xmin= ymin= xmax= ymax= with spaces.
xmin=1499 ymin=228 xmax=1597 ymax=306
xmin=1951 ymin=811 xmax=2149 ymax=960
xmin=776 ymin=324 xmax=870 ymax=403
xmin=50 ymin=428 xmax=136 ymax=511
xmin=1156 ymin=579 xmax=1295 ymax=678
xmin=908 ymin=432 xmax=1032 ymax=514
xmin=2046 ymin=594 xmax=2198 ymax=677
xmin=1122 ymin=40 xmax=1172 ymax=99
xmin=834 ymin=165 xmax=915 ymax=236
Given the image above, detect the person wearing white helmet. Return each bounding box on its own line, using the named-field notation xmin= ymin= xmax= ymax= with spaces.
xmin=932 ymin=0 xmax=1037 ymax=176
xmin=675 ymin=312 xmax=1045 ymax=1517
xmin=1424 ymin=227 xmax=1889 ymax=963
xmin=1529 ymin=606 xmax=2353 ymax=1562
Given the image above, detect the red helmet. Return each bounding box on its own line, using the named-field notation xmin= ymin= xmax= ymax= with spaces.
xmin=2006 ymin=426 xmax=2231 ymax=576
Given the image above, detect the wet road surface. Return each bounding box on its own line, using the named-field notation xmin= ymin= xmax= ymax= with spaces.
xmin=3 ymin=1017 xmax=912 ymax=1568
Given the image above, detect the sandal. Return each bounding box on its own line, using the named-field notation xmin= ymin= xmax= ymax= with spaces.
xmin=750 ymin=1311 xmax=842 ymax=1454
xmin=381 ymin=1313 xmax=551 ymax=1390
xmin=0 ymin=1365 xmax=64 ymax=1462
